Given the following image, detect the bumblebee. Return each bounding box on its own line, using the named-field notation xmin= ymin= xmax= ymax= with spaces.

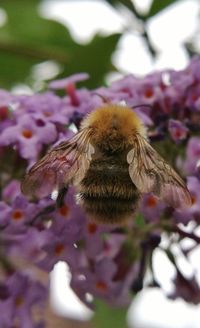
xmin=21 ymin=104 xmax=191 ymax=224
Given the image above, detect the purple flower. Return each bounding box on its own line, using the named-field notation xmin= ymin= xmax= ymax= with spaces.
xmin=70 ymin=258 xmax=125 ymax=306
xmin=174 ymin=176 xmax=200 ymax=224
xmin=168 ymin=119 xmax=189 ymax=142
xmin=1 ymin=180 xmax=54 ymax=228
xmin=0 ymin=272 xmax=47 ymax=328
xmin=100 ymin=234 xmax=126 ymax=259
xmin=133 ymin=107 xmax=154 ymax=126
xmin=1 ymin=194 xmax=40 ymax=234
xmin=82 ymin=222 xmax=110 ymax=259
xmin=184 ymin=137 xmax=200 ymax=175
xmin=62 ymin=88 xmax=102 ymax=126
xmin=0 ymin=297 xmax=14 ymax=327
xmin=0 ymin=113 xmax=57 ymax=161
xmin=38 ymin=188 xmax=86 ymax=271
xmin=170 ymin=67 xmax=194 ymax=93
xmin=170 ymin=270 xmax=200 ymax=305
xmin=1 ymin=272 xmax=47 ymax=328
xmin=140 ymin=193 xmax=166 ymax=223
xmin=48 ymin=73 xmax=89 ymax=90
xmin=1 ymin=58 xmax=200 ymax=327
xmin=9 ymin=227 xmax=51 ymax=263
xmin=0 ymin=89 xmax=15 ymax=124
xmin=0 ymin=201 xmax=11 ymax=228
xmin=186 ymin=56 xmax=200 ymax=83
xmin=2 ymin=180 xmax=21 ymax=203
xmin=38 ymin=232 xmax=81 ymax=272
xmin=14 ymin=92 xmax=71 ymax=126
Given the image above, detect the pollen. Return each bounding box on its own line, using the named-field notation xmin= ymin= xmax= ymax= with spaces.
xmin=12 ymin=210 xmax=24 ymax=220
xmin=21 ymin=129 xmax=33 ymax=139
xmin=54 ymin=243 xmax=65 ymax=255
xmin=146 ymin=195 xmax=157 ymax=207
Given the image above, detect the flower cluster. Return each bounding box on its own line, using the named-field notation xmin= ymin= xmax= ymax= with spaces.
xmin=0 ymin=58 xmax=200 ymax=326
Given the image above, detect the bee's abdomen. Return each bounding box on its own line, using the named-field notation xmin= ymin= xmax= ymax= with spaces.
xmin=78 ymin=159 xmax=140 ymax=224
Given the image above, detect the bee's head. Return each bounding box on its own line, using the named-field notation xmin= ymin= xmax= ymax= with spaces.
xmin=81 ymin=104 xmax=146 ymax=151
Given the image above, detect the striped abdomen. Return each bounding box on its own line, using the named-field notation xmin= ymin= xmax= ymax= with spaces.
xmin=78 ymin=156 xmax=140 ymax=224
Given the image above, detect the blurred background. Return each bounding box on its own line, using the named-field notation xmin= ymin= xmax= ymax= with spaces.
xmin=0 ymin=0 xmax=200 ymax=327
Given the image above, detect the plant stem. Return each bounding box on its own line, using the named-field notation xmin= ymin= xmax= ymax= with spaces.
xmin=0 ymin=40 xmax=69 ymax=63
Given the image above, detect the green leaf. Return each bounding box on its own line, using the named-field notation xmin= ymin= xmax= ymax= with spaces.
xmin=147 ymin=0 xmax=181 ymax=18
xmin=0 ymin=0 xmax=120 ymax=88
xmin=61 ymin=33 xmax=121 ymax=88
xmin=105 ymin=0 xmax=145 ymax=19
xmin=93 ymin=299 xmax=128 ymax=328
xmin=0 ymin=52 xmax=36 ymax=89
xmin=0 ymin=1 xmax=72 ymax=87
xmin=105 ymin=0 xmax=135 ymax=12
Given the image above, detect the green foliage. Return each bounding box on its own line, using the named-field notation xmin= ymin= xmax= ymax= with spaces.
xmin=105 ymin=0 xmax=182 ymax=19
xmin=0 ymin=0 xmax=198 ymax=89
xmin=105 ymin=0 xmax=140 ymax=16
xmin=147 ymin=0 xmax=181 ymax=17
xmin=0 ymin=0 xmax=120 ymax=88
xmin=93 ymin=300 xmax=128 ymax=328
xmin=60 ymin=33 xmax=120 ymax=88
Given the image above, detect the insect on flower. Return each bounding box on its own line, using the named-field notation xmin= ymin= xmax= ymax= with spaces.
xmin=21 ymin=104 xmax=192 ymax=224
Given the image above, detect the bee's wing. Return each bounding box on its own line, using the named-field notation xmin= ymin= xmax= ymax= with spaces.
xmin=21 ymin=128 xmax=94 ymax=198
xmin=127 ymin=134 xmax=191 ymax=208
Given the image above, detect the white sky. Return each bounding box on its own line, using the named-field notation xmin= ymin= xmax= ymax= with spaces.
xmin=41 ymin=0 xmax=199 ymax=76
xmin=40 ymin=1 xmax=200 ymax=327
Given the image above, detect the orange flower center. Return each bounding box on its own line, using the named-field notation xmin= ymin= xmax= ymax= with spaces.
xmin=15 ymin=296 xmax=24 ymax=307
xmin=43 ymin=111 xmax=52 ymax=117
xmin=146 ymin=195 xmax=157 ymax=207
xmin=191 ymin=194 xmax=197 ymax=205
xmin=174 ymin=129 xmax=182 ymax=138
xmin=54 ymin=243 xmax=65 ymax=255
xmin=144 ymin=88 xmax=154 ymax=98
xmin=95 ymin=280 xmax=107 ymax=291
xmin=192 ymin=93 xmax=198 ymax=101
xmin=0 ymin=106 xmax=8 ymax=121
xmin=87 ymin=223 xmax=98 ymax=234
xmin=12 ymin=210 xmax=24 ymax=220
xmin=22 ymin=129 xmax=33 ymax=139
xmin=59 ymin=205 xmax=69 ymax=217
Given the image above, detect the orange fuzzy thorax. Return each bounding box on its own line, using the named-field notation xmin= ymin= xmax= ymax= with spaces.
xmin=81 ymin=104 xmax=146 ymax=146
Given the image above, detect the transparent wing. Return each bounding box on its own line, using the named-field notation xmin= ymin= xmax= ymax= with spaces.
xmin=21 ymin=128 xmax=94 ymax=198
xmin=127 ymin=134 xmax=191 ymax=208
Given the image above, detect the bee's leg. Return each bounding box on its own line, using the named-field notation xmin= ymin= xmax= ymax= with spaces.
xmin=29 ymin=205 xmax=56 ymax=225
xmin=28 ymin=186 xmax=69 ymax=225
xmin=56 ymin=186 xmax=69 ymax=208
